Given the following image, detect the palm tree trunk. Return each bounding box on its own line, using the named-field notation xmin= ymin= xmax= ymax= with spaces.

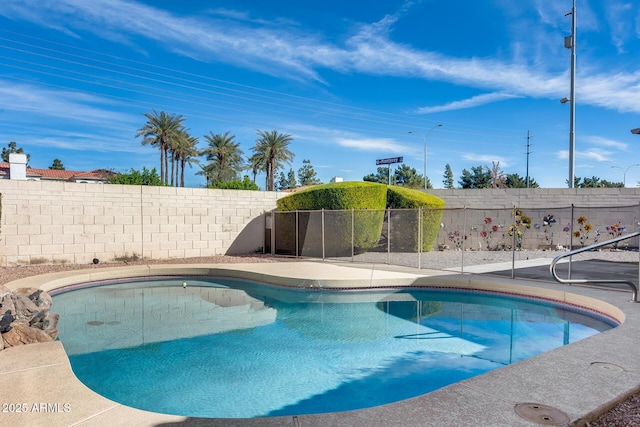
xmin=160 ymin=148 xmax=165 ymax=184
xmin=175 ymin=159 xmax=180 ymax=187
xmin=169 ymin=152 xmax=175 ymax=187
xmin=164 ymin=147 xmax=169 ymax=185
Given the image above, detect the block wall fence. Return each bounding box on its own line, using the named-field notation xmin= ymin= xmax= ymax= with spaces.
xmin=0 ymin=180 xmax=281 ymax=266
xmin=2 ymin=181 xmax=640 ymax=266
xmin=429 ymin=188 xmax=640 ymax=251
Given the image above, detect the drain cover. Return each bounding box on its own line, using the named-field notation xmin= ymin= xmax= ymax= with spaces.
xmin=514 ymin=403 xmax=570 ymax=426
xmin=86 ymin=320 xmax=104 ymax=326
xmin=591 ymin=362 xmax=624 ymax=372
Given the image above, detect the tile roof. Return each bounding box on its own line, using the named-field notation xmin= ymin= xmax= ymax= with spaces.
xmin=0 ymin=162 xmax=115 ymax=181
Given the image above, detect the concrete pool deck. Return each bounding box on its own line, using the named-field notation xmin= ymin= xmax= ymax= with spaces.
xmin=2 ymin=260 xmax=640 ymax=426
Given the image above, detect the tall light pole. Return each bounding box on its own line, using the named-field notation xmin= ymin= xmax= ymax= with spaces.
xmin=564 ymin=0 xmax=577 ymax=188
xmin=409 ymin=124 xmax=443 ymax=190
xmin=611 ymin=164 xmax=640 ymax=187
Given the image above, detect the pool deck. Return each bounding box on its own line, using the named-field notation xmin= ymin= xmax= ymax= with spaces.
xmin=2 ymin=260 xmax=640 ymax=426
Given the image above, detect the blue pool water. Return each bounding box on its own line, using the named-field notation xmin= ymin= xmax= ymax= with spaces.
xmin=52 ymin=277 xmax=617 ymax=418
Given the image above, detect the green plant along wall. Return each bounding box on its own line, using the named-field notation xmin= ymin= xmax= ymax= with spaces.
xmin=275 ymin=182 xmax=444 ymax=255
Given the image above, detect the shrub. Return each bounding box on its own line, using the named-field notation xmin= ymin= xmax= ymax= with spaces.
xmin=209 ymin=176 xmax=259 ymax=190
xmin=386 ymin=186 xmax=444 ymax=252
xmin=276 ymin=182 xmax=387 ymax=255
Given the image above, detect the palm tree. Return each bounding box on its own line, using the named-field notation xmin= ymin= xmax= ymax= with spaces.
xmin=247 ymin=152 xmax=265 ymax=184
xmin=136 ymin=110 xmax=186 ymax=185
xmin=199 ymin=131 xmax=245 ymax=186
xmin=252 ymin=130 xmax=294 ymax=191
xmin=174 ymin=132 xmax=199 ymax=187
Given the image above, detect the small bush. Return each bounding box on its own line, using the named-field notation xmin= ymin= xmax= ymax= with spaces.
xmin=113 ymin=253 xmax=141 ymax=262
xmin=386 ymin=186 xmax=444 ymax=252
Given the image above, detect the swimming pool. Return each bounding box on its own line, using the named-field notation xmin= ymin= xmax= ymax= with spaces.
xmin=52 ymin=277 xmax=617 ymax=418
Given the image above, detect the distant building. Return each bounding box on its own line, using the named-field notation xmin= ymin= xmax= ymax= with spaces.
xmin=0 ymin=154 xmax=115 ymax=183
xmin=330 ymin=176 xmax=343 ymax=183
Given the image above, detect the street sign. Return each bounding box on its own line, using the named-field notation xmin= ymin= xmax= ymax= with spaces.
xmin=376 ymin=156 xmax=403 ymax=165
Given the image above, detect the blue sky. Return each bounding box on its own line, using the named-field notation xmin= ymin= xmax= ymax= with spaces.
xmin=1 ymin=0 xmax=639 ymax=188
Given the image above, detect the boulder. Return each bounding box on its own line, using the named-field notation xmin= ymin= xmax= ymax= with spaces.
xmin=2 ymin=321 xmax=54 ymax=348
xmin=0 ymin=310 xmax=15 ymax=333
xmin=29 ymin=309 xmax=59 ymax=339
xmin=0 ymin=288 xmax=59 ymax=351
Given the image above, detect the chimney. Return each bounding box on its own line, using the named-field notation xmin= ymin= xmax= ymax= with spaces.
xmin=9 ymin=153 xmax=27 ymax=180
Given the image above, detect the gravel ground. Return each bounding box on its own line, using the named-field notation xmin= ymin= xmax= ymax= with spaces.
xmin=1 ymin=250 xmax=638 ymax=425
xmin=0 ymin=254 xmax=287 ymax=286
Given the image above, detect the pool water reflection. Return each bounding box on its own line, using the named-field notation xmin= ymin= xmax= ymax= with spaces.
xmin=52 ymin=278 xmax=617 ymax=418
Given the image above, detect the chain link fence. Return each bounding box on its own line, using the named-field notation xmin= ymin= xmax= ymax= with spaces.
xmin=265 ymin=204 xmax=640 ymax=274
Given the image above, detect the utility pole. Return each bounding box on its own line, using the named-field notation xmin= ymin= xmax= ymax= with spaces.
xmin=525 ymin=130 xmax=533 ymax=188
xmin=565 ymin=0 xmax=577 ymax=188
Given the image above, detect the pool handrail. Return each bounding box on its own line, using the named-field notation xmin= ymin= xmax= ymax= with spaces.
xmin=550 ymin=231 xmax=640 ymax=302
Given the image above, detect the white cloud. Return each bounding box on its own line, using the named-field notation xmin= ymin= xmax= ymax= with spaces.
xmin=416 ymin=93 xmax=521 ymax=114
xmin=336 ymin=137 xmax=405 ymax=152
xmin=287 ymin=123 xmax=418 ymax=154
xmin=556 ymin=149 xmax=612 ymax=162
xmin=0 ymin=79 xmax=136 ymax=126
xmin=605 ymin=1 xmax=634 ymax=53
xmin=3 ymin=0 xmax=640 ymax=113
xmin=461 ymin=154 xmax=509 ymax=168
xmin=581 ymin=149 xmax=612 ymax=162
xmin=583 ymin=135 xmax=629 ymax=151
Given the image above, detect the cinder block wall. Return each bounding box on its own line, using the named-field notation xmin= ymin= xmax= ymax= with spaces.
xmin=0 ymin=180 xmax=280 ymax=266
xmin=430 ymin=188 xmax=640 ymax=250
xmin=429 ymin=188 xmax=640 ymax=209
xmin=3 ymin=183 xmax=640 ymax=266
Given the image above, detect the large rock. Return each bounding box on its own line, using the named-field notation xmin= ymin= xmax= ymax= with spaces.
xmin=0 ymin=310 xmax=15 ymax=333
xmin=2 ymin=321 xmax=54 ymax=347
xmin=29 ymin=309 xmax=59 ymax=339
xmin=0 ymin=287 xmax=59 ymax=350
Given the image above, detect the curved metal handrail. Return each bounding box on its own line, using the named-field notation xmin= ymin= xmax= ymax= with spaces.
xmin=550 ymin=231 xmax=640 ymax=302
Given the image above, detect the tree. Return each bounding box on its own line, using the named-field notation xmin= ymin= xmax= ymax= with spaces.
xmin=297 ymin=159 xmax=321 ymax=186
xmin=136 ymin=110 xmax=186 ymax=185
xmin=173 ymin=131 xmax=199 ymax=187
xmin=251 ymin=130 xmax=294 ymax=191
xmin=505 ymin=173 xmax=540 ymax=188
xmin=210 ymin=175 xmax=259 ymax=190
xmin=287 ymin=168 xmax=297 ymax=189
xmin=571 ymin=176 xmax=623 ymax=188
xmin=109 ymin=167 xmax=164 ymax=186
xmin=1 ymin=141 xmax=30 ymax=164
xmin=276 ymin=171 xmax=287 ymax=191
xmin=489 ymin=161 xmax=506 ymax=188
xmin=363 ymin=167 xmax=394 ymax=184
xmin=443 ymin=164 xmax=454 ymax=189
xmin=49 ymin=159 xmax=65 ymax=170
xmin=198 ymin=131 xmax=244 ymax=186
xmin=459 ymin=165 xmax=492 ymax=189
xmin=394 ymin=163 xmax=424 ymax=189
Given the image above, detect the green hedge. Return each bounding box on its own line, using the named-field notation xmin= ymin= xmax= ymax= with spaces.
xmin=276 ymin=182 xmax=387 ymax=255
xmin=385 ymin=186 xmax=444 ymax=252
xmin=277 ymin=181 xmax=387 ymax=210
xmin=274 ymin=182 xmax=444 ymax=255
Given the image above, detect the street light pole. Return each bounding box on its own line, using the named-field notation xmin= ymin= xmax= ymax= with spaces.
xmin=409 ymin=124 xmax=442 ymax=190
xmin=611 ymin=164 xmax=640 ymax=187
xmin=565 ymin=0 xmax=577 ymax=188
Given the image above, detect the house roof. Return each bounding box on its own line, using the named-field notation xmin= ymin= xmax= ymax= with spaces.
xmin=0 ymin=162 xmax=115 ymax=182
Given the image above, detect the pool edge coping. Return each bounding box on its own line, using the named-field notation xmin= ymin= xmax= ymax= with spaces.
xmin=2 ymin=261 xmax=639 ymax=426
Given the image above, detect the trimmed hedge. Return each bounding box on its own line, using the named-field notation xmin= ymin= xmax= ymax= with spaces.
xmin=385 ymin=186 xmax=444 ymax=252
xmin=276 ymin=182 xmax=387 ymax=255
xmin=274 ymin=182 xmax=444 ymax=255
xmin=277 ymin=181 xmax=387 ymax=210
